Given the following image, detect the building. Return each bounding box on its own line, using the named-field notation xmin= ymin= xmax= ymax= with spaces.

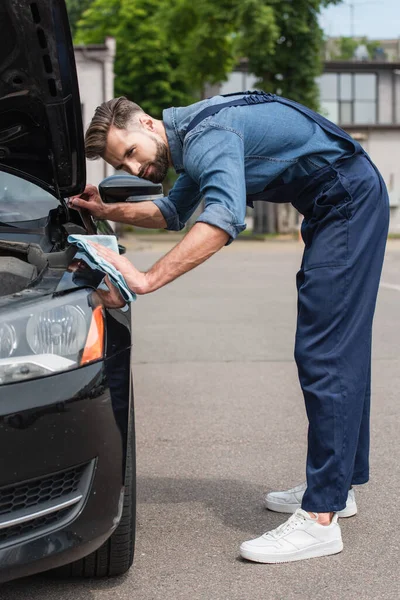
xmin=74 ymin=38 xmax=116 ymax=187
xmin=319 ymin=60 xmax=400 ymax=232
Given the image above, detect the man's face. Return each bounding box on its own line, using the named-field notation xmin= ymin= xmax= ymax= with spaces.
xmin=104 ymin=123 xmax=170 ymax=183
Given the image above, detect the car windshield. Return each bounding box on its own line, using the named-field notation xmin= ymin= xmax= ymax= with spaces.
xmin=0 ymin=172 xmax=59 ymax=222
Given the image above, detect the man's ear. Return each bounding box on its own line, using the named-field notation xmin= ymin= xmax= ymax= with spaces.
xmin=139 ymin=114 xmax=155 ymax=132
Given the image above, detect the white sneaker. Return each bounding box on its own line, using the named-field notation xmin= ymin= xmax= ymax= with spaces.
xmin=265 ymin=483 xmax=357 ymax=518
xmin=240 ymin=509 xmax=343 ymax=563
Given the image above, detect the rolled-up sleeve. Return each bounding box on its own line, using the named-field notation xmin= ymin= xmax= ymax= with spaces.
xmin=152 ymin=173 xmax=202 ymax=231
xmin=184 ymin=125 xmax=247 ymax=244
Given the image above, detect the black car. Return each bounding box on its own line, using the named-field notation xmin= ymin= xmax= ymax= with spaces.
xmin=0 ymin=0 xmax=136 ymax=582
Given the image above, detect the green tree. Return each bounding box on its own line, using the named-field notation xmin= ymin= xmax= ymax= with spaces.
xmin=334 ymin=36 xmax=384 ymax=61
xmin=75 ymin=0 xmax=194 ymax=117
xmin=364 ymin=38 xmax=381 ymax=59
xmin=238 ymin=1 xmax=325 ymax=110
xmin=166 ymin=0 xmax=342 ymax=110
xmin=338 ymin=36 xmax=359 ymax=59
xmin=75 ymin=0 xmax=342 ymax=116
xmin=163 ymin=0 xmax=241 ymax=98
xmin=115 ymin=0 xmax=194 ymax=116
xmin=65 ymin=0 xmax=93 ymax=37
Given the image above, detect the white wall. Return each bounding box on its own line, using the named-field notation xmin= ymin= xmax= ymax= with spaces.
xmin=74 ymin=38 xmax=116 ymax=187
xmin=395 ymin=73 xmax=400 ymax=124
xmin=361 ymin=130 xmax=400 ymax=232
xmin=378 ymin=71 xmax=393 ymax=124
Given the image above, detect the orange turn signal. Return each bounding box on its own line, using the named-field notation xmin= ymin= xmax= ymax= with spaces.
xmin=80 ymin=305 xmax=105 ymax=365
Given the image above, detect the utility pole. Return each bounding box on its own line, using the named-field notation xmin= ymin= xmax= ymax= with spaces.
xmin=345 ymin=1 xmax=381 ymax=37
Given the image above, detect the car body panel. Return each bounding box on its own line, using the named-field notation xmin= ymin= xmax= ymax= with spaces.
xmin=0 ymin=177 xmax=134 ymax=585
xmin=0 ymin=0 xmax=85 ymax=198
xmin=0 ymin=1 xmax=135 ymax=583
xmin=0 ymin=360 xmax=131 ymax=583
xmin=0 ymin=298 xmax=133 ymax=583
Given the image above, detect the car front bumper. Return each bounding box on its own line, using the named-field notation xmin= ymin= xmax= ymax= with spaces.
xmin=0 ymin=355 xmax=132 ymax=583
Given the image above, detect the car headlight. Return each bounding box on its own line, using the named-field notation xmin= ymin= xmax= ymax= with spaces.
xmin=0 ymin=323 xmax=17 ymax=359
xmin=0 ymin=291 xmax=105 ymax=386
xmin=26 ymin=305 xmax=87 ymax=355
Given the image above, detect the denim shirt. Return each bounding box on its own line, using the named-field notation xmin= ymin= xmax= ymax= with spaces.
xmin=153 ymin=94 xmax=352 ymax=243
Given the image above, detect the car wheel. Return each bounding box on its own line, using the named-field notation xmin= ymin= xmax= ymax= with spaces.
xmin=50 ymin=420 xmax=136 ymax=578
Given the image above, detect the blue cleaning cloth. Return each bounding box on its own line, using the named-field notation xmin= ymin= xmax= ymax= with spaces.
xmin=67 ymin=234 xmax=137 ymax=303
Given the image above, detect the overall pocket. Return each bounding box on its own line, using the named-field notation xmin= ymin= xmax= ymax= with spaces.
xmin=313 ymin=175 xmax=352 ymax=220
xmin=301 ymin=175 xmax=352 ymax=271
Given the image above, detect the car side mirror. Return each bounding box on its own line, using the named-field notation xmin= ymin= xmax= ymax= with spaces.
xmin=99 ymin=174 xmax=163 ymax=204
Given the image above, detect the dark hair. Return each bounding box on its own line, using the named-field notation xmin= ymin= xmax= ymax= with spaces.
xmin=85 ymin=97 xmax=145 ymax=160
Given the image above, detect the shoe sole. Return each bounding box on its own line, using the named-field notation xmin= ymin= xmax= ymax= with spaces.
xmin=265 ymin=499 xmax=357 ymax=518
xmin=240 ymin=539 xmax=344 ymax=564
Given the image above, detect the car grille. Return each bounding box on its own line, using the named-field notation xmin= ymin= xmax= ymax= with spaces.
xmin=0 ymin=461 xmax=95 ymax=547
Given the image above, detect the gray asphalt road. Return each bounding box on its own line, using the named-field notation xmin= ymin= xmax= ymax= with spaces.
xmin=3 ymin=238 xmax=400 ymax=600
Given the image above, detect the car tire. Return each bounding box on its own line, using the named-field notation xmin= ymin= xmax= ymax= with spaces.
xmin=50 ymin=418 xmax=136 ymax=578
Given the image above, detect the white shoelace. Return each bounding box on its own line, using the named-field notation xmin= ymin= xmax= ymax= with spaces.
xmin=263 ymin=509 xmax=313 ymax=540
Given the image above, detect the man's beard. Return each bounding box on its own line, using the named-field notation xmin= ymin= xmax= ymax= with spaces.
xmin=139 ymin=137 xmax=170 ymax=184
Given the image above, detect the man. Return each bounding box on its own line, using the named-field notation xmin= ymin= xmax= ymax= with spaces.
xmin=69 ymin=92 xmax=389 ymax=564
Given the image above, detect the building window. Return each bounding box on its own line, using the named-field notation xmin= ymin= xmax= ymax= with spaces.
xmin=219 ymin=72 xmax=260 ymax=95
xmin=319 ymin=72 xmax=377 ymax=125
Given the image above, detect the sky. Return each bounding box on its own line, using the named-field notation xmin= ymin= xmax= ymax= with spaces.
xmin=320 ymin=0 xmax=400 ymax=39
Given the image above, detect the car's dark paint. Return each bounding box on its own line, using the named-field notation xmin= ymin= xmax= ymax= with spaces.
xmin=0 ymin=359 xmax=131 ymax=582
xmin=0 ymin=0 xmax=135 ymax=582
xmin=0 ymin=167 xmax=133 ymax=586
xmin=0 ymin=0 xmax=86 ymax=198
xmin=0 ymin=290 xmax=133 ymax=584
xmin=99 ymin=175 xmax=163 ymax=204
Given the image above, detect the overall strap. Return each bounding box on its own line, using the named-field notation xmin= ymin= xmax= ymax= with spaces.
xmin=186 ymin=91 xmax=275 ymax=134
xmin=187 ymin=89 xmax=359 ymax=152
xmin=185 ymin=90 xmax=363 ymax=207
xmin=275 ymin=96 xmax=360 ymax=153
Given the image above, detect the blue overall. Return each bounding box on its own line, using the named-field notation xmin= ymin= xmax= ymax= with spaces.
xmin=187 ymin=92 xmax=390 ymax=512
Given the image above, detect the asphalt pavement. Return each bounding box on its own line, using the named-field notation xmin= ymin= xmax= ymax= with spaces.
xmin=2 ymin=236 xmax=400 ymax=600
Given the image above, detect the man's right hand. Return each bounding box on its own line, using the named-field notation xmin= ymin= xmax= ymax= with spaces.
xmin=68 ymin=184 xmax=108 ymax=219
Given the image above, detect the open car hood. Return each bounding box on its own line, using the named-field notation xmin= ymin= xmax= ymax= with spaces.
xmin=0 ymin=0 xmax=85 ymax=199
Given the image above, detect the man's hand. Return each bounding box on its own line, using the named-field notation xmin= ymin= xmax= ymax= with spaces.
xmin=88 ymin=222 xmax=229 ymax=295
xmin=68 ymin=184 xmax=108 ymax=219
xmin=68 ymin=185 xmax=167 ymax=229
xmin=68 ymin=259 xmax=127 ymax=307
xmin=88 ymin=242 xmax=149 ymax=294
xmin=92 ymin=275 xmax=127 ymax=309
